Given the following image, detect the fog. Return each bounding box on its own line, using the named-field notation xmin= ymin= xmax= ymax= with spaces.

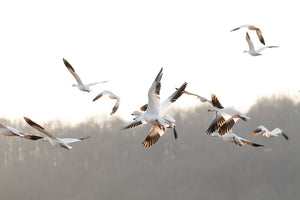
xmin=0 ymin=95 xmax=299 ymax=200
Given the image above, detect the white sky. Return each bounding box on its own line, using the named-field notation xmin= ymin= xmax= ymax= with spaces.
xmin=0 ymin=0 xmax=299 ymax=124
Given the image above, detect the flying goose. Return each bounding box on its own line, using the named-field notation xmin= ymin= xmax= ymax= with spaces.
xmin=205 ymin=94 xmax=249 ymax=135
xmin=133 ymin=82 xmax=187 ymax=148
xmin=93 ymin=90 xmax=120 ymax=115
xmin=63 ymin=58 xmax=108 ymax=92
xmin=231 ymin=24 xmax=265 ymax=45
xmin=251 ymin=125 xmax=289 ymax=140
xmin=24 ymin=117 xmax=90 ymax=150
xmin=123 ymin=67 xmax=168 ymax=130
xmin=210 ymin=130 xmax=264 ymax=147
xmin=244 ymin=32 xmax=279 ymax=56
xmin=0 ymin=123 xmax=43 ymax=140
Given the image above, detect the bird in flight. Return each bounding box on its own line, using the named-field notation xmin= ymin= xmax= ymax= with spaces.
xmin=123 ymin=67 xmax=167 ymax=130
xmin=63 ymin=58 xmax=108 ymax=92
xmin=136 ymin=82 xmax=187 ymax=148
xmin=0 ymin=123 xmax=43 ymax=141
xmin=24 ymin=117 xmax=90 ymax=150
xmin=251 ymin=125 xmax=289 ymax=140
xmin=243 ymin=32 xmax=279 ymax=56
xmin=231 ymin=24 xmax=265 ymax=45
xmin=205 ymin=94 xmax=249 ymax=135
xmin=210 ymin=130 xmax=264 ymax=147
xmin=93 ymin=90 xmax=120 ymax=115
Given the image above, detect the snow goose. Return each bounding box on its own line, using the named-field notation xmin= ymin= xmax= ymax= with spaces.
xmin=123 ymin=67 xmax=168 ymax=130
xmin=210 ymin=130 xmax=264 ymax=147
xmin=136 ymin=82 xmax=187 ymax=148
xmin=244 ymin=32 xmax=279 ymax=56
xmin=231 ymin=24 xmax=265 ymax=45
xmin=93 ymin=90 xmax=120 ymax=115
xmin=63 ymin=58 xmax=108 ymax=92
xmin=0 ymin=123 xmax=43 ymax=140
xmin=205 ymin=94 xmax=249 ymax=135
xmin=24 ymin=117 xmax=90 ymax=150
xmin=251 ymin=125 xmax=289 ymax=140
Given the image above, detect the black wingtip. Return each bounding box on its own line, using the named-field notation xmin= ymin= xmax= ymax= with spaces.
xmin=252 ymin=143 xmax=264 ymax=147
xmin=62 ymin=58 xmax=75 ymax=72
xmin=23 ymin=117 xmax=45 ymax=130
xmin=79 ymin=136 xmax=91 ymax=141
xmin=123 ymin=121 xmax=143 ymax=130
xmin=246 ymin=32 xmax=250 ymax=39
xmin=92 ymin=94 xmax=103 ymax=102
xmin=173 ymin=126 xmax=178 ymax=140
xmin=28 ymin=135 xmax=44 ymax=140
xmin=110 ymin=105 xmax=119 ymax=115
xmin=230 ymin=27 xmax=239 ymax=32
xmin=170 ymin=82 xmax=188 ymax=103
xmin=154 ymin=67 xmax=163 ymax=82
xmin=281 ymin=132 xmax=289 ymax=140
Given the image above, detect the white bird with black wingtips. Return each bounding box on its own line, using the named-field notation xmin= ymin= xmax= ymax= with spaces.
xmin=24 ymin=117 xmax=90 ymax=150
xmin=210 ymin=130 xmax=264 ymax=147
xmin=133 ymin=82 xmax=187 ymax=148
xmin=62 ymin=58 xmax=108 ymax=92
xmin=231 ymin=24 xmax=266 ymax=45
xmin=205 ymin=94 xmax=249 ymax=135
xmin=251 ymin=125 xmax=289 ymax=140
xmin=0 ymin=123 xmax=43 ymax=141
xmin=244 ymin=32 xmax=279 ymax=56
xmin=93 ymin=90 xmax=120 ymax=115
xmin=123 ymin=67 xmax=168 ymax=130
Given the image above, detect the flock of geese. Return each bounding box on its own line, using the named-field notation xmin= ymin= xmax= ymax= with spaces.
xmin=0 ymin=25 xmax=288 ymax=150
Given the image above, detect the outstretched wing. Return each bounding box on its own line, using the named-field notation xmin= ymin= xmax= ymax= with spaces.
xmin=255 ymin=29 xmax=265 ymax=45
xmin=160 ymin=82 xmax=187 ymax=116
xmin=240 ymin=139 xmax=264 ymax=147
xmin=218 ymin=119 xmax=235 ymax=135
xmin=24 ymin=117 xmax=58 ymax=141
xmin=205 ymin=114 xmax=226 ymax=135
xmin=123 ymin=119 xmax=144 ymax=130
xmin=230 ymin=24 xmax=252 ymax=32
xmin=251 ymin=125 xmax=265 ymax=136
xmin=63 ymin=58 xmax=84 ymax=85
xmin=256 ymin=46 xmax=279 ymax=54
xmin=85 ymin=81 xmax=109 ymax=87
xmin=93 ymin=90 xmax=121 ymax=115
xmin=2 ymin=124 xmax=44 ymax=140
xmin=146 ymin=68 xmax=163 ymax=116
xmin=0 ymin=124 xmax=23 ymax=136
xmin=211 ymin=94 xmax=224 ymax=109
xmin=245 ymin=32 xmax=255 ymax=52
xmin=60 ymin=136 xmax=91 ymax=144
xmin=142 ymin=125 xmax=165 ymax=148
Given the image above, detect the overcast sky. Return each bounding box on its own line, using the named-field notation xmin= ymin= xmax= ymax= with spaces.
xmin=0 ymin=0 xmax=299 ymax=124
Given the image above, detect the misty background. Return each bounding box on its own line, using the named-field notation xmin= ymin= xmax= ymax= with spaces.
xmin=0 ymin=95 xmax=299 ymax=200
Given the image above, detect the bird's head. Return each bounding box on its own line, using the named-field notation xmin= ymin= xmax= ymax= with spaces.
xmin=131 ymin=111 xmax=143 ymax=116
xmin=208 ymin=107 xmax=219 ymax=113
xmin=43 ymin=137 xmax=51 ymax=142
